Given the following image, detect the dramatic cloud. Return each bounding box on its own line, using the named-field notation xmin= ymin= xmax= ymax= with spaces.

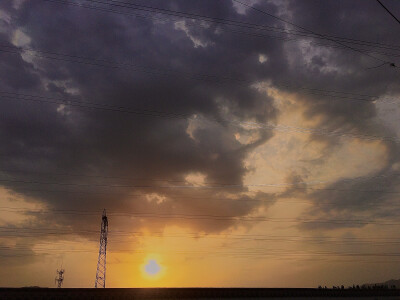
xmin=0 ymin=0 xmax=399 ymax=287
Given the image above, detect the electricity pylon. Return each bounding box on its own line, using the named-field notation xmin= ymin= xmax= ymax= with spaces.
xmin=95 ymin=209 xmax=108 ymax=288
xmin=55 ymin=268 xmax=65 ymax=288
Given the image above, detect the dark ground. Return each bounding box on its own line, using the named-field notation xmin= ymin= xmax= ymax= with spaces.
xmin=1 ymin=288 xmax=400 ymax=299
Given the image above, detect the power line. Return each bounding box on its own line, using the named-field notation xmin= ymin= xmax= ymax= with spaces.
xmin=0 ymin=252 xmax=398 ymax=264
xmin=232 ymin=0 xmax=398 ymax=68
xmin=36 ymin=0 xmax=400 ymax=67
xmin=0 ymin=177 xmax=296 ymax=189
xmin=1 ymin=238 xmax=400 ymax=254
xmin=86 ymin=0 xmax=310 ymax=34
xmin=4 ymin=227 xmax=400 ymax=260
xmin=0 ymin=210 xmax=398 ymax=225
xmin=0 ymin=185 xmax=398 ymax=207
xmin=376 ymin=0 xmax=400 ymax=26
xmin=2 ymin=226 xmax=400 ymax=242
xmin=39 ymin=0 xmax=400 ymax=64
xmin=43 ymin=0 xmax=400 ymax=54
xmin=3 ymin=230 xmax=400 ymax=245
xmin=86 ymin=0 xmax=400 ymax=52
xmin=2 ymin=244 xmax=400 ymax=260
xmin=1 ymin=167 xmax=398 ymax=192
xmin=366 ymin=62 xmax=390 ymax=70
xmin=0 ymin=188 xmax=278 ymax=204
xmin=1 ymin=176 xmax=400 ymax=195
xmin=0 ymin=167 xmax=397 ymax=194
xmin=1 ymin=91 xmax=398 ymax=143
xmin=3 ymin=245 xmax=400 ymax=256
xmin=0 ymin=44 xmax=379 ymax=102
xmin=2 ymin=234 xmax=400 ymax=248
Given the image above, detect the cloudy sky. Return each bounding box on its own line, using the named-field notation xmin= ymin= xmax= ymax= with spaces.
xmin=1 ymin=0 xmax=400 ymax=288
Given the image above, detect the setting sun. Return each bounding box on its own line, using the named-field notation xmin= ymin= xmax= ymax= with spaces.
xmin=145 ymin=260 xmax=160 ymax=276
xmin=140 ymin=255 xmax=166 ymax=282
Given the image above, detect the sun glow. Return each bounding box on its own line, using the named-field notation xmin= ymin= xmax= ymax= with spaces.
xmin=140 ymin=255 xmax=165 ymax=281
xmin=145 ymin=259 xmax=160 ymax=275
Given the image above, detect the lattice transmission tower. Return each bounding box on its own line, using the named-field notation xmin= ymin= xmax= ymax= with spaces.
xmin=55 ymin=268 xmax=65 ymax=288
xmin=95 ymin=209 xmax=108 ymax=288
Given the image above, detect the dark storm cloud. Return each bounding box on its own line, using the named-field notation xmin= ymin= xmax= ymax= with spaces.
xmin=1 ymin=0 xmax=400 ymax=252
xmin=0 ymin=0 xmax=281 ymax=244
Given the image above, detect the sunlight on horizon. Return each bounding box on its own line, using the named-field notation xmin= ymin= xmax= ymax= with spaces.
xmin=140 ymin=255 xmax=166 ymax=282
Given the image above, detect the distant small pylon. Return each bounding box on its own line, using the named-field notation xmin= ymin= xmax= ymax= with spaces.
xmin=95 ymin=209 xmax=108 ymax=288
xmin=55 ymin=268 xmax=65 ymax=288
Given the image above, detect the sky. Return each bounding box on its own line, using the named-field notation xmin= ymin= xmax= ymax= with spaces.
xmin=1 ymin=0 xmax=400 ymax=288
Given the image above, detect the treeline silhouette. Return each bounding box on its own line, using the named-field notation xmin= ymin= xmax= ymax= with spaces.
xmin=318 ymin=284 xmax=397 ymax=290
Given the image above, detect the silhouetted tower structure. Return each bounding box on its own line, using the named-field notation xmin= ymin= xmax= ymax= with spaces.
xmin=95 ymin=209 xmax=108 ymax=288
xmin=55 ymin=268 xmax=65 ymax=288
